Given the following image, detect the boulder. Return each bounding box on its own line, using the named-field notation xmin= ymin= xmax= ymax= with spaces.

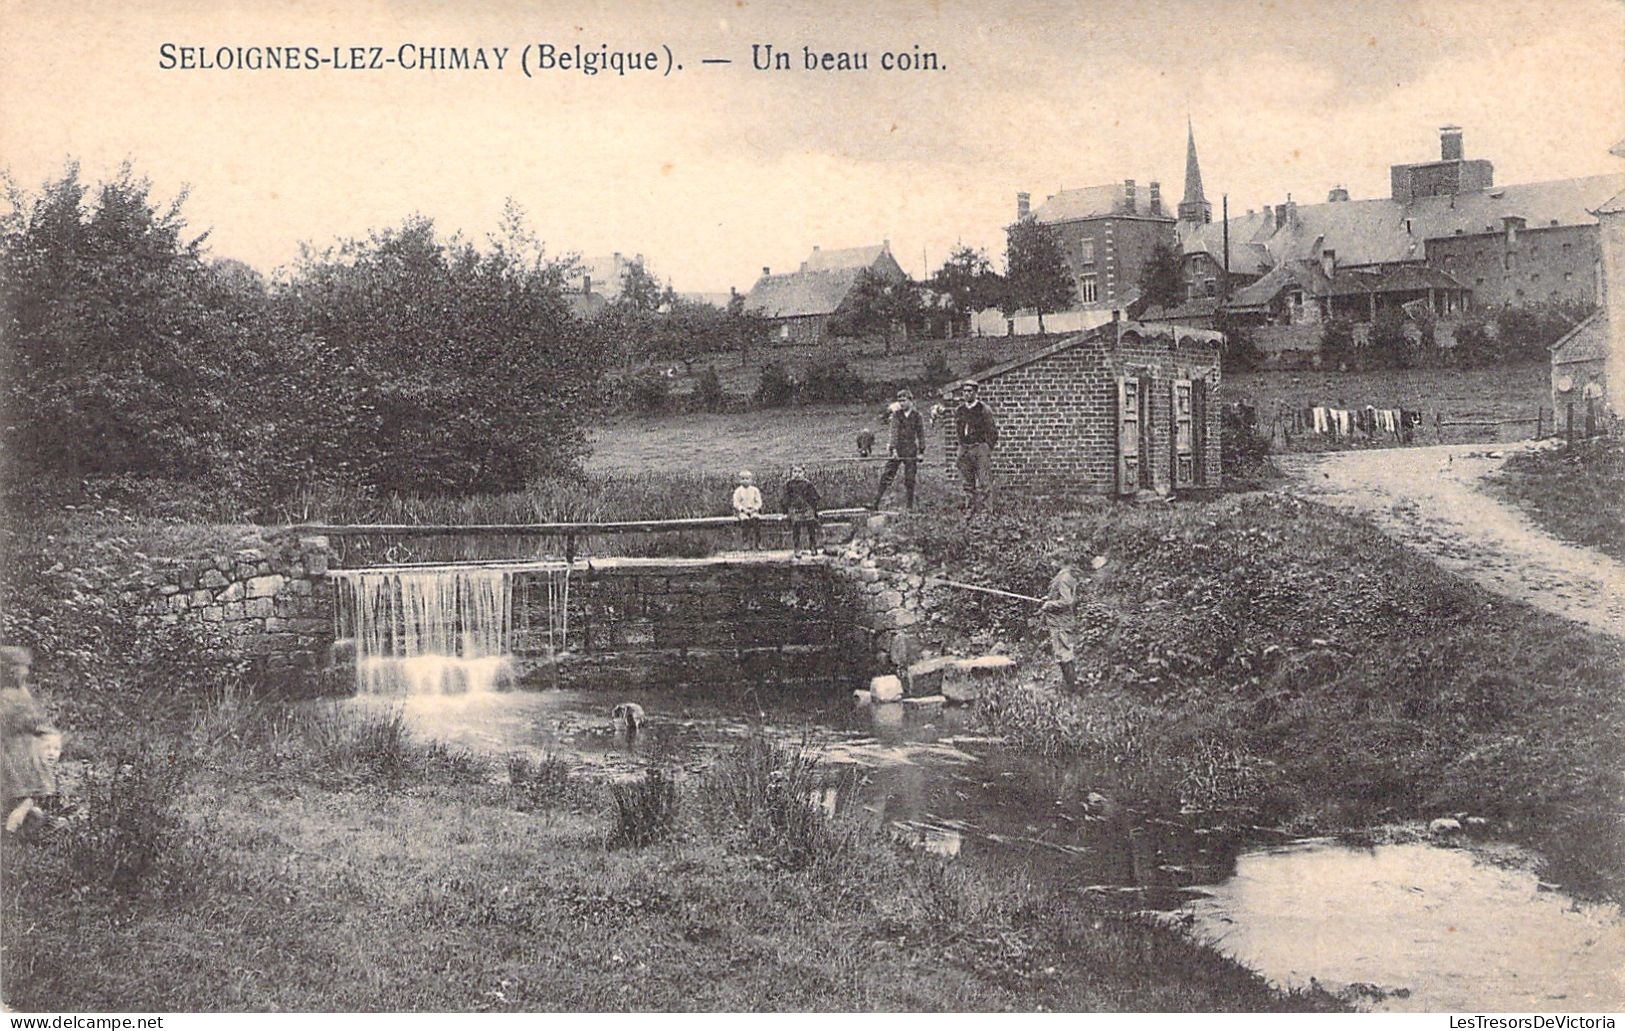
xmin=941 ymin=654 xmax=1016 ymax=704
xmin=852 ymin=690 xmax=872 ymax=707
xmin=888 ymin=632 xmax=923 ymax=668
xmin=905 ymin=656 xmax=957 ymax=697
xmin=869 ymin=674 xmax=904 ymax=703
xmin=1428 ymin=817 xmax=1463 ymax=835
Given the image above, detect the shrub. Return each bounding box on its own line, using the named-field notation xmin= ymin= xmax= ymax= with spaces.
xmin=64 ymin=743 xmax=195 ymax=896
xmin=304 ymin=704 xmax=413 ymax=783
xmin=920 ymin=351 xmax=955 ymax=387
xmin=1320 ymin=317 xmax=1356 ymax=370
xmin=628 ymin=370 xmax=671 ymax=415
xmin=798 ymin=359 xmax=866 ymax=405
xmin=693 ymin=366 xmax=726 ymax=412
xmin=1366 ymin=308 xmax=1416 ymax=369
xmin=754 ymin=361 xmax=796 ymax=408
xmin=1219 ymin=322 xmax=1264 ymax=373
xmin=607 ymin=768 xmax=679 ymax=848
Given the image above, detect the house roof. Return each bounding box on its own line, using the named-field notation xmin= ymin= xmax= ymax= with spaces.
xmin=1031 ymin=183 xmax=1173 ymax=223
xmin=1225 ymin=261 xmax=1330 ymax=309
xmin=1142 ymin=298 xmax=1221 ymax=323
xmin=1551 ymin=311 xmax=1608 ymax=363
xmin=1222 ymin=259 xmax=1466 ymax=310
xmin=802 ymin=243 xmax=889 ymax=271
xmin=743 ymin=266 xmax=866 ymax=319
xmin=941 ymin=320 xmax=1222 ymax=393
xmin=1182 ymin=173 xmax=1625 ymax=276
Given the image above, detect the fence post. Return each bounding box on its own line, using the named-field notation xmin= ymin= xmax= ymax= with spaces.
xmin=1536 ymin=406 xmax=1543 ymax=439
xmin=1435 ymin=413 xmax=1443 ymax=443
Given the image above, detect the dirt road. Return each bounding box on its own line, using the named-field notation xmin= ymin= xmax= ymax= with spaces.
xmin=1279 ymin=442 xmax=1625 ymax=641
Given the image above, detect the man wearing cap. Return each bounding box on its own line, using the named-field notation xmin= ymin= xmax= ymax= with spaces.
xmin=873 ymin=388 xmax=926 ymax=511
xmin=953 ymin=381 xmax=999 ymax=516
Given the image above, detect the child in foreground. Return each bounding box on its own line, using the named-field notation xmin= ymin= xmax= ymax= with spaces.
xmin=782 ymin=465 xmax=821 ymax=555
xmin=731 ymin=469 xmax=764 ymax=549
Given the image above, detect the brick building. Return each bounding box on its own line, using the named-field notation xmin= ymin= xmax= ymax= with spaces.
xmin=1024 ymin=179 xmax=1176 ymax=310
xmin=937 ymin=319 xmax=1223 ymax=495
xmin=1177 ymin=126 xmax=1625 ymax=312
xmin=744 ymin=242 xmax=906 ymax=345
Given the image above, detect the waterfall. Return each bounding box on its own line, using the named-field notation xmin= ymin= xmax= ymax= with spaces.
xmin=332 ymin=566 xmax=519 ymax=695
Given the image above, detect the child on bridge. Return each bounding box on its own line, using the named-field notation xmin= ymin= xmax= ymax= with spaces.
xmin=782 ymin=465 xmax=821 ymax=555
xmin=731 ymin=469 xmax=764 ymax=550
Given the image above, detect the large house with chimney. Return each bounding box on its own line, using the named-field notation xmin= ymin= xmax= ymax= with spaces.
xmin=1155 ymin=125 xmax=1625 ymax=333
xmin=743 ymin=242 xmax=906 ymax=345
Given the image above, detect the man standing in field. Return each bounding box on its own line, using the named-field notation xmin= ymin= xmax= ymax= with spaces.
xmin=873 ymin=389 xmax=926 ymax=511
xmin=953 ymin=381 xmax=998 ymax=517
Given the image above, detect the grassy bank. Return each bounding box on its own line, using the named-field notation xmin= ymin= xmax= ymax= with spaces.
xmin=882 ymin=493 xmax=1625 ymax=898
xmin=0 ymin=700 xmax=1336 ymax=1012
xmin=1486 ymin=437 xmax=1625 ymax=562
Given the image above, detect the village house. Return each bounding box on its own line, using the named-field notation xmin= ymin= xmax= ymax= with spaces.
xmin=1175 ymin=126 xmax=1624 ymax=314
xmin=938 ymin=319 xmax=1223 ymax=496
xmin=1579 ymin=138 xmax=1625 ymax=423
xmin=743 ymin=242 xmax=906 ymax=345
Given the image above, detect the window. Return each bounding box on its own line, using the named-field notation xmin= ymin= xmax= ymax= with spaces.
xmin=1080 ymin=275 xmax=1098 ymax=303
xmin=1080 ymin=239 xmax=1095 ymax=264
xmin=1563 ymin=242 xmax=1573 ymax=251
xmin=1504 ymin=252 xmax=1516 ymax=271
xmin=1204 ymin=279 xmax=1217 ymax=297
xmin=779 ymin=324 xmax=790 ymax=341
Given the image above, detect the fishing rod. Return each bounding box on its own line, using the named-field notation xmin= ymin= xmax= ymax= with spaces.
xmin=926 ymin=556 xmax=1109 ymax=606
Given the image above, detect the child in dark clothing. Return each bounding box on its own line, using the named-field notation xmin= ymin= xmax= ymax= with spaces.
xmin=782 ymin=465 xmax=821 ymax=555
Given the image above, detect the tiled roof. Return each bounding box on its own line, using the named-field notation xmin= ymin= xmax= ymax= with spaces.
xmin=1225 ymin=261 xmax=1330 ymax=308
xmin=1142 ymin=297 xmax=1221 ymax=322
xmin=1032 ymin=183 xmax=1172 ymax=223
xmin=1182 ymin=174 xmax=1625 ymax=275
xmin=1179 ymin=216 xmax=1276 ymax=274
xmin=802 ymin=244 xmax=888 ymax=271
xmin=743 ymin=266 xmax=865 ymax=319
xmin=1551 ymin=311 xmax=1607 ymax=363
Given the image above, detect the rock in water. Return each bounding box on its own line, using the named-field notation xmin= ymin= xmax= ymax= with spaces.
xmin=869 ymin=675 xmax=904 ymax=703
xmin=1428 ymin=817 xmax=1463 ymax=835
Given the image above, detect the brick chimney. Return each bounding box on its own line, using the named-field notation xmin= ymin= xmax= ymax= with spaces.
xmin=1440 ymin=125 xmax=1464 ymax=161
xmin=583 ymin=273 xmax=592 ymax=295
xmin=1149 ymin=181 xmax=1163 ymax=216
xmin=1017 ymin=191 xmax=1031 ymax=219
xmin=1327 ymin=185 xmax=1350 ymax=202
xmin=1124 ymin=179 xmax=1137 ymax=213
xmin=1320 ymin=248 xmax=1336 ymax=278
xmin=762 ymin=266 xmax=771 ymax=277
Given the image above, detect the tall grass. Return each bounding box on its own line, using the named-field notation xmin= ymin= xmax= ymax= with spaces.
xmin=703 ymin=735 xmax=864 ymax=873
xmin=607 ymin=768 xmax=680 ymax=849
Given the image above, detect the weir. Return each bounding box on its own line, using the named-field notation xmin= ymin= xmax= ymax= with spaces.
xmin=328 ymin=554 xmax=857 ymax=695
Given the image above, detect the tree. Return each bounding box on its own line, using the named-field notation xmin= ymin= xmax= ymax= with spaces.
xmin=827 ymin=269 xmax=921 ymax=355
xmin=1003 ymin=216 xmax=1075 ymax=332
xmin=1 ymin=163 xmax=240 ymax=480
xmin=929 ymin=245 xmax=998 ymax=337
xmin=275 ymin=215 xmax=605 ymax=496
xmin=1135 ymin=239 xmax=1184 ymax=314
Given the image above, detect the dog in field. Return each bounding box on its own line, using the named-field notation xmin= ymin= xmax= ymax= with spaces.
xmin=611 ymin=703 xmax=645 ymax=737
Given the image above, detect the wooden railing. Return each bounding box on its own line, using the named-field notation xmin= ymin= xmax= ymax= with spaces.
xmin=290 ymin=508 xmax=877 ymax=563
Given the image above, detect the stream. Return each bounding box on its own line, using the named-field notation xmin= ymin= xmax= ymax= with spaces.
xmin=339 ymin=686 xmax=1625 ymax=1012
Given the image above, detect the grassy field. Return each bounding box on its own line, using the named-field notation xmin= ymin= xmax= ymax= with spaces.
xmin=1487 ymin=436 xmax=1625 ymax=562
xmin=0 ymin=701 xmax=1336 ymax=1012
xmin=598 ymin=360 xmax=1553 ymax=475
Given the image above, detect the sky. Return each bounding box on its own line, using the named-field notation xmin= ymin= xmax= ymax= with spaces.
xmin=3 ymin=0 xmax=1623 ymax=293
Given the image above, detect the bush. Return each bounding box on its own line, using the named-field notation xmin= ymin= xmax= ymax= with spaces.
xmin=693 ymin=366 xmax=726 ymax=412
xmin=1320 ymin=317 xmax=1357 ymax=370
xmin=1219 ymin=323 xmax=1264 ymax=373
xmin=798 ymin=359 xmax=866 ymax=405
xmin=628 ymin=370 xmax=671 ymax=415
xmin=607 ymin=768 xmax=680 ymax=848
xmin=754 ymin=361 xmax=796 ymax=408
xmin=507 ymin=752 xmax=592 ymax=813
xmin=920 ymin=351 xmax=955 ymax=387
xmin=64 ymin=743 xmax=195 ymax=896
xmin=1366 ymin=308 xmax=1416 ymax=369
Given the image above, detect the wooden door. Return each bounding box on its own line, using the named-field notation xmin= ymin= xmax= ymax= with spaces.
xmin=1116 ymin=376 xmax=1140 ymax=494
xmin=1172 ymin=378 xmax=1195 ymax=488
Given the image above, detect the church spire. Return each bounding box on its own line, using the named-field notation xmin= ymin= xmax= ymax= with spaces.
xmin=1179 ymin=117 xmax=1212 ymax=225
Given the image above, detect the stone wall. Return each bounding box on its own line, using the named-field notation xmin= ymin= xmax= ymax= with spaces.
xmin=510 ymin=556 xmax=856 ymax=690
xmin=136 ymin=533 xmax=333 ymax=679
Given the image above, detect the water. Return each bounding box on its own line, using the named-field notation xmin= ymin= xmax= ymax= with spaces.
xmin=332 ymin=564 xmax=573 ymax=695
xmin=339 ymin=686 xmax=1625 ymax=1012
